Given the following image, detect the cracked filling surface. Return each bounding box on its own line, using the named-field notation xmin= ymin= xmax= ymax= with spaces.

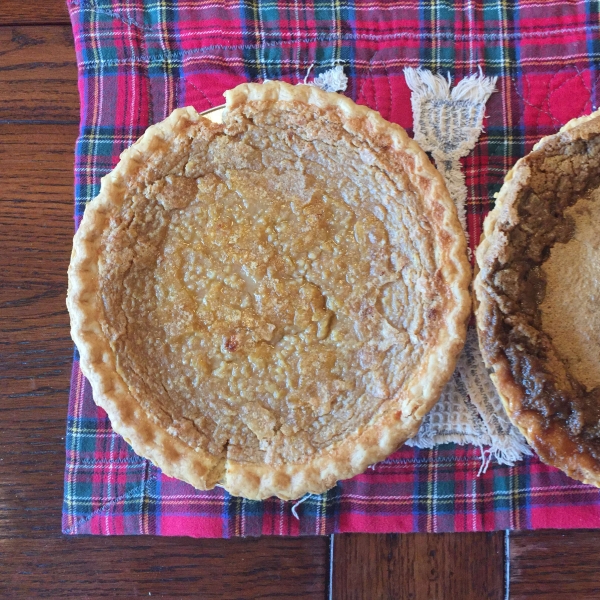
xmin=478 ymin=120 xmax=600 ymax=462
xmin=98 ymin=101 xmax=445 ymax=468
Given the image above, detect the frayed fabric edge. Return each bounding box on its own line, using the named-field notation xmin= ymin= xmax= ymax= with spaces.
xmin=266 ymin=64 xmax=348 ymax=93
xmin=403 ymin=67 xmax=497 ymax=103
xmin=406 ymin=429 xmax=533 ymax=476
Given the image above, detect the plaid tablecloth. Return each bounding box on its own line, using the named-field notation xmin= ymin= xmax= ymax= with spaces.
xmin=63 ymin=0 xmax=600 ymax=537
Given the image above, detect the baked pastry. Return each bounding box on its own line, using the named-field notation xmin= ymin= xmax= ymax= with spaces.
xmin=67 ymin=81 xmax=471 ymax=500
xmin=475 ymin=110 xmax=600 ymax=486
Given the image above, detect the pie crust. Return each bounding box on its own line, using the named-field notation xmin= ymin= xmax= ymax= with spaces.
xmin=68 ymin=81 xmax=471 ymax=500
xmin=475 ymin=109 xmax=600 ymax=486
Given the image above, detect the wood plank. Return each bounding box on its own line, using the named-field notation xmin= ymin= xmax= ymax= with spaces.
xmin=0 ymin=125 xmax=76 ymax=536
xmin=0 ymin=122 xmax=330 ymax=598
xmin=0 ymin=537 xmax=330 ymax=598
xmin=510 ymin=530 xmax=600 ymax=599
xmin=0 ymin=26 xmax=78 ymax=123
xmin=0 ymin=1 xmax=70 ymax=26
xmin=332 ymin=532 xmax=505 ymax=600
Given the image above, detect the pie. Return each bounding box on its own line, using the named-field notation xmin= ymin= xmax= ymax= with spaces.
xmin=67 ymin=81 xmax=471 ymax=500
xmin=475 ymin=110 xmax=600 ymax=486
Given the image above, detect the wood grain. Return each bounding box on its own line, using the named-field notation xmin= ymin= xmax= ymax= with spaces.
xmin=0 ymin=0 xmax=70 ymax=26
xmin=510 ymin=530 xmax=600 ymax=599
xmin=0 ymin=26 xmax=79 ymax=123
xmin=0 ymin=26 xmax=333 ymax=597
xmin=0 ymin=537 xmax=330 ymax=598
xmin=332 ymin=532 xmax=505 ymax=600
xmin=0 ymin=122 xmax=76 ymax=538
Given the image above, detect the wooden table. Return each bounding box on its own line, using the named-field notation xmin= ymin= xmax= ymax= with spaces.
xmin=2 ymin=3 xmax=600 ymax=598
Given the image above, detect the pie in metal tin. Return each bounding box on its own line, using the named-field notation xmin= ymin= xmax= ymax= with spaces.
xmin=67 ymin=81 xmax=471 ymax=500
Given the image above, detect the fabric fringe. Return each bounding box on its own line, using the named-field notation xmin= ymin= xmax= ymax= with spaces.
xmin=407 ymin=432 xmax=531 ymax=473
xmin=404 ymin=68 xmax=453 ymax=99
xmin=451 ymin=68 xmax=498 ymax=102
xmin=403 ymin=67 xmax=496 ymax=102
xmin=488 ymin=435 xmax=533 ymax=467
xmin=267 ymin=65 xmax=348 ymax=93
xmin=310 ymin=65 xmax=348 ymax=93
xmin=291 ymin=493 xmax=312 ymax=519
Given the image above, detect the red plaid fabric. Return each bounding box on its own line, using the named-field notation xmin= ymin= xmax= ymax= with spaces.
xmin=64 ymin=0 xmax=600 ymax=537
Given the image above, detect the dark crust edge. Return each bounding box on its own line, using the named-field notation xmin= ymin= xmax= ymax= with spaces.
xmin=474 ymin=110 xmax=600 ymax=487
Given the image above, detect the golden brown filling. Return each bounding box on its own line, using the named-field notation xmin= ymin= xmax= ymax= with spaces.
xmin=541 ymin=189 xmax=600 ymax=393
xmin=99 ymin=103 xmax=442 ymax=465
